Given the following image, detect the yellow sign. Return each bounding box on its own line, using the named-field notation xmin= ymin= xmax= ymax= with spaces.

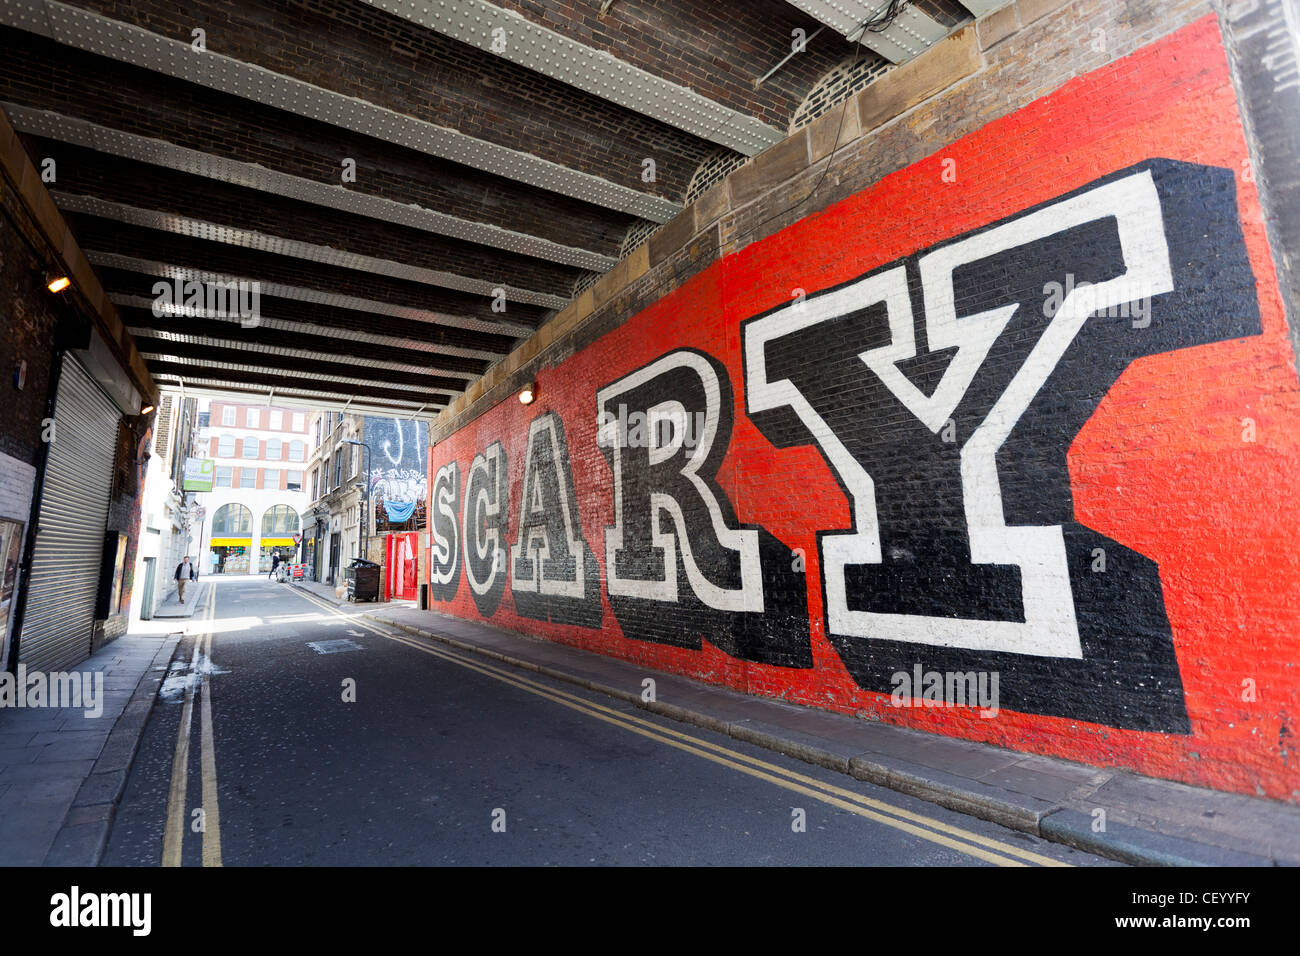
xmin=210 ymin=537 xmax=251 ymax=546
xmin=261 ymin=537 xmax=298 ymax=546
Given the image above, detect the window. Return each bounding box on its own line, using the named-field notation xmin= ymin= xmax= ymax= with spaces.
xmin=315 ymin=416 xmax=322 ymax=448
xmin=242 ymin=436 xmax=259 ymax=458
xmin=267 ymin=438 xmax=283 ymax=460
xmin=246 ymin=408 xmax=259 ymax=428
xmin=218 ymin=435 xmax=235 ymax=458
xmin=264 ymin=469 xmax=280 ymax=490
xmin=261 ymin=505 xmax=301 ymax=536
xmin=289 ymin=440 xmax=305 ymax=462
xmin=287 ymin=470 xmax=303 ymax=492
xmin=240 ymin=468 xmax=256 ymax=489
xmin=221 ymin=405 xmax=235 ymax=426
xmin=215 ymin=466 xmax=233 ymax=488
xmin=212 ymin=503 xmax=252 ymax=535
xmin=292 ymin=413 xmax=305 ymax=432
xmin=334 ymin=452 xmax=343 ymax=488
xmin=270 ymin=411 xmax=283 ymax=430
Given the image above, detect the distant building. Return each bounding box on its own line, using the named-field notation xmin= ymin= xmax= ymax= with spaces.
xmin=193 ymin=401 xmax=310 ymax=575
xmin=129 ymin=392 xmax=199 ymax=620
xmin=302 ymin=412 xmax=427 ymax=588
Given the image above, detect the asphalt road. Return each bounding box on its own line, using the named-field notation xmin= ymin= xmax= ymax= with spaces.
xmin=102 ymin=575 xmax=1117 ymax=866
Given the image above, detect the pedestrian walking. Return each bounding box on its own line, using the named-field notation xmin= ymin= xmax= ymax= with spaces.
xmin=175 ymin=555 xmax=197 ymax=601
xmin=269 ymin=550 xmax=281 ymax=581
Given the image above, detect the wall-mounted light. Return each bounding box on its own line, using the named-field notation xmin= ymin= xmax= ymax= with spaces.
xmin=46 ymin=275 xmax=71 ymax=293
xmin=140 ymin=402 xmax=155 ymax=415
xmin=518 ymin=381 xmax=536 ymax=405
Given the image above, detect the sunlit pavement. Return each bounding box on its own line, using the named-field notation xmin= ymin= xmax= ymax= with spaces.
xmin=102 ymin=574 xmax=1117 ymax=866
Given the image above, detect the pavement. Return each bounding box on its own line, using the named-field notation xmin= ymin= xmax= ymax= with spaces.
xmin=280 ymin=581 xmax=1300 ymax=868
xmin=0 ymin=633 xmax=180 ymax=865
xmin=151 ymin=579 xmax=209 ymax=619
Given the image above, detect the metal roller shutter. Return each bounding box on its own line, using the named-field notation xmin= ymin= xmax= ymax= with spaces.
xmin=19 ymin=356 xmax=119 ymax=672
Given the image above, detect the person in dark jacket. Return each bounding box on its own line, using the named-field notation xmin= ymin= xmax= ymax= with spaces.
xmin=269 ymin=550 xmax=281 ymax=580
xmin=175 ymin=555 xmax=197 ymax=601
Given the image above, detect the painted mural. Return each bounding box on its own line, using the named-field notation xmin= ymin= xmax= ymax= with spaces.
xmin=426 ymin=17 xmax=1300 ymax=799
xmin=365 ymin=416 xmax=428 ymax=525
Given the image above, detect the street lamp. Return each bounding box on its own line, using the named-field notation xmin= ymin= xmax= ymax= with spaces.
xmin=343 ymin=439 xmax=371 ymax=560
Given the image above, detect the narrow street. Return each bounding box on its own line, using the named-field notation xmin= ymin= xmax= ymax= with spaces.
xmin=102 ymin=576 xmax=1111 ymax=867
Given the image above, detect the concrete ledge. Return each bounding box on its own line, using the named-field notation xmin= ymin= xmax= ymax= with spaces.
xmin=852 ymin=754 xmax=1059 ymax=833
xmin=1040 ymin=809 xmax=1274 ymax=868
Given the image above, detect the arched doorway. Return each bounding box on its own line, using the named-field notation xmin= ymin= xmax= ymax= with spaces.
xmin=211 ymin=503 xmax=253 ymax=573
xmin=259 ymin=504 xmax=302 ymax=573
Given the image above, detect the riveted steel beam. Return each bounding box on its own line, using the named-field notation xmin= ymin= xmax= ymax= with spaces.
xmin=113 ymin=294 xmax=486 ymax=378
xmin=784 ymin=1 xmax=953 ymax=63
xmin=0 ymin=0 xmax=680 ymax=221
xmin=53 ymin=191 xmax=564 ymax=316
xmin=6 ymin=104 xmax=618 ymax=273
xmin=139 ymin=351 xmax=461 ymax=398
xmin=148 ymin=371 xmax=444 ymax=415
xmin=90 ymin=252 xmax=517 ymax=357
xmin=362 ymin=0 xmax=782 ymax=156
xmin=128 ymin=327 xmax=472 ymax=386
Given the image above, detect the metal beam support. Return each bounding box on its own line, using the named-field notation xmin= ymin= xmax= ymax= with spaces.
xmin=783 ymin=1 xmax=953 ymax=63
xmin=0 ymin=0 xmax=680 ymax=221
xmin=362 ymin=0 xmax=782 ymax=156
xmin=88 ymin=251 xmax=523 ymax=355
xmin=129 ymin=326 xmax=475 ymax=384
xmin=150 ymin=377 xmax=444 ymax=418
xmin=139 ymin=352 xmax=461 ymax=399
xmin=111 ymin=294 xmax=486 ymax=376
xmin=53 ymin=192 xmax=564 ymax=315
xmin=5 ymin=104 xmax=618 ymax=273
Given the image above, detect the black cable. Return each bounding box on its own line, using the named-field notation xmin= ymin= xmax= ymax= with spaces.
xmin=757 ymin=2 xmax=909 ymax=239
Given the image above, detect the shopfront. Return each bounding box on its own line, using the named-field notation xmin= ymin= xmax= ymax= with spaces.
xmin=258 ymin=504 xmax=300 ymax=572
xmin=210 ymin=503 xmax=253 ymax=573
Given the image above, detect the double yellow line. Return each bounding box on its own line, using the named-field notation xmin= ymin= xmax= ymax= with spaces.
xmin=162 ymin=584 xmax=223 ymax=867
xmin=292 ymin=587 xmax=1068 ymax=867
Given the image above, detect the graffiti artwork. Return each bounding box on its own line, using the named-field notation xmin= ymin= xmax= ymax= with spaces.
xmin=425 ymin=17 xmax=1300 ymax=797
xmin=365 ymin=416 xmax=428 ymax=525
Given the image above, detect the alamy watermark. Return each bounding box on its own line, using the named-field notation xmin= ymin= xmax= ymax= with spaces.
xmin=152 ymin=277 xmax=262 ymax=328
xmin=890 ymin=664 xmax=999 ymax=719
xmin=1042 ymin=273 xmax=1155 ymax=328
xmin=0 ymin=666 xmax=106 ymax=718
xmin=597 ymin=403 xmax=709 ymax=450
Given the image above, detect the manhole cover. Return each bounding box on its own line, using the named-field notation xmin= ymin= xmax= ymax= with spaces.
xmin=306 ymin=639 xmax=363 ymax=654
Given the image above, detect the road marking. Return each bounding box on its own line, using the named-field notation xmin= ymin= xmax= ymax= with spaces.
xmin=291 ymin=587 xmax=1071 ymax=867
xmin=199 ymin=613 xmax=223 ymax=867
xmin=160 ymin=637 xmax=198 ymax=867
xmin=307 ymin=639 xmax=364 ymax=654
xmin=161 ymin=585 xmax=223 ymax=866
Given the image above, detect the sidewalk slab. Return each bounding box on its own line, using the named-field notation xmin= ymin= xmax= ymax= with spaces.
xmin=152 ymin=581 xmax=209 ymax=619
xmin=1041 ymin=810 xmax=1274 ymax=867
xmin=359 ymin=602 xmax=1300 ymax=868
xmin=0 ymin=632 xmax=181 ymax=866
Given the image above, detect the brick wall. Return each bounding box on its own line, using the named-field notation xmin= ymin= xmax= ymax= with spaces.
xmin=0 ymin=190 xmax=64 ymax=468
xmin=426 ymin=1 xmax=1300 ymax=801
